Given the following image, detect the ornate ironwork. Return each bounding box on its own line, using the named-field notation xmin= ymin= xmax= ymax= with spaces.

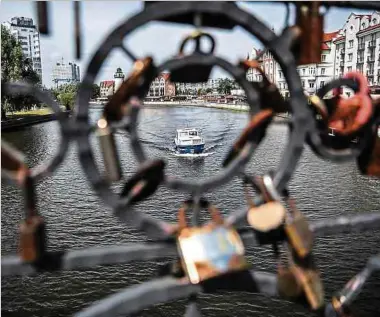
xmin=2 ymin=1 xmax=380 ymax=317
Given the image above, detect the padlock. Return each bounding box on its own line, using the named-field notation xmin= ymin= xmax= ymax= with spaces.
xmin=103 ymin=57 xmax=155 ymax=122
xmin=294 ymin=2 xmax=323 ymax=65
xmin=223 ymin=109 xmax=273 ymax=167
xmin=19 ymin=215 xmax=46 ymax=262
xmin=96 ymin=117 xmax=123 ymax=182
xmin=357 ymin=123 xmax=380 ymax=178
xmin=291 ymin=261 xmax=324 ymax=310
xmin=170 ymin=31 xmax=215 ymax=83
xmin=277 ymin=264 xmax=303 ymax=299
xmin=284 ymin=200 xmax=313 ymax=258
xmin=247 ymin=202 xmax=286 ymax=244
xmin=176 ymin=202 xmax=248 ymax=284
xmin=1 ymin=140 xmax=28 ymax=185
xmin=329 ymin=72 xmax=373 ymax=136
xmin=121 ymin=160 xmax=165 ymax=204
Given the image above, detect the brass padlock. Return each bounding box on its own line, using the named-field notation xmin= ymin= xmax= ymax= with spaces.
xmin=291 ymin=262 xmax=324 ymax=310
xmin=177 ymin=202 xmax=248 ymax=284
xmin=294 ymin=2 xmax=323 ymax=65
xmin=357 ymin=124 xmax=380 ymax=178
xmin=285 ymin=200 xmax=313 ymax=258
xmin=19 ymin=215 xmax=46 ymax=262
xmin=277 ymin=264 xmax=303 ymax=299
xmin=96 ymin=117 xmax=123 ymax=182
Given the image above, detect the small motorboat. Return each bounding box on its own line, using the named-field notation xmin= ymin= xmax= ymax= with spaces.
xmin=174 ymin=128 xmax=205 ymax=154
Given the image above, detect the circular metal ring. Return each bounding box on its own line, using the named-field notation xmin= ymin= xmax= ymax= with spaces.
xmin=2 ymin=82 xmax=72 ymax=184
xmin=307 ymin=78 xmax=373 ymax=162
xmin=75 ymin=1 xmax=308 ymax=208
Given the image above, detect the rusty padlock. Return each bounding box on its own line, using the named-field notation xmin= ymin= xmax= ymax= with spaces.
xmin=294 ymin=2 xmax=323 ymax=65
xmin=103 ymin=57 xmax=154 ymax=122
xmin=357 ymin=123 xmax=380 ymax=178
xmin=19 ymin=215 xmax=47 ymax=262
xmin=176 ymin=201 xmax=248 ymax=284
xmin=223 ymin=109 xmax=273 ymax=167
xmin=277 ymin=263 xmax=303 ymax=299
xmin=284 ymin=199 xmax=313 ymax=259
xmin=291 ymin=259 xmax=324 ymax=310
xmin=170 ymin=31 xmax=215 ymax=83
xmin=329 ymin=72 xmax=373 ymax=136
xmin=96 ymin=117 xmax=123 ymax=182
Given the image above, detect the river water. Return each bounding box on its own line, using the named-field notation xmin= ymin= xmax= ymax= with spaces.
xmin=2 ymin=105 xmax=380 ymax=317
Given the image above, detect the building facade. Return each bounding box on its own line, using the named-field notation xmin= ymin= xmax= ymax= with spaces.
xmin=248 ymin=11 xmax=380 ymax=97
xmin=2 ymin=17 xmax=42 ymax=80
xmin=147 ymin=73 xmax=176 ymax=97
xmin=99 ymin=80 xmax=115 ymax=97
xmin=114 ymin=68 xmax=125 ymax=92
xmin=52 ymin=58 xmax=80 ymax=87
xmin=175 ymin=78 xmax=222 ymax=95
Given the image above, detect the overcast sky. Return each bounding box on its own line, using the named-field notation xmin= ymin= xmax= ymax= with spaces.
xmin=1 ymin=1 xmax=372 ymax=88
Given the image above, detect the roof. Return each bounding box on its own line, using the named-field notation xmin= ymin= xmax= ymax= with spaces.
xmin=323 ymin=31 xmax=340 ymax=42
xmin=176 ymin=128 xmax=199 ymax=132
xmin=357 ymin=23 xmax=380 ymax=35
xmin=100 ymin=80 xmax=114 ymax=87
xmin=333 ymin=36 xmax=346 ymax=43
xmin=159 ymin=72 xmax=171 ymax=81
xmin=321 ymin=43 xmax=330 ymax=50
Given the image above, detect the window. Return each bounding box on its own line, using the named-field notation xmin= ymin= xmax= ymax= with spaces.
xmin=302 ymin=68 xmax=305 ymax=75
xmin=348 ymin=66 xmax=352 ymax=72
xmin=309 ymin=82 xmax=315 ymax=88
xmin=362 ymin=22 xmax=366 ymax=29
xmin=348 ymin=53 xmax=353 ymax=62
xmin=349 ymin=40 xmax=353 ymax=48
xmin=321 ymin=68 xmax=325 ymax=75
xmin=321 ymin=55 xmax=326 ymax=62
xmin=302 ymin=81 xmax=305 ymax=88
xmin=320 ymin=81 xmax=325 ymax=88
xmin=278 ymin=71 xmax=282 ymax=78
xmin=373 ymin=18 xmax=377 ymax=24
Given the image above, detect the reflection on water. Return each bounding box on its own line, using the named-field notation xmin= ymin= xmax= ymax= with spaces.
xmin=1 ymin=105 xmax=380 ymax=317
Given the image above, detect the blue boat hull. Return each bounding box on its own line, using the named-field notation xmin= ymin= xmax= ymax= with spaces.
xmin=175 ymin=144 xmax=205 ymax=154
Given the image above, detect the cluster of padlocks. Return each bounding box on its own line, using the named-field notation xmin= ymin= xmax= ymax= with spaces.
xmin=1 ymin=2 xmax=380 ymax=317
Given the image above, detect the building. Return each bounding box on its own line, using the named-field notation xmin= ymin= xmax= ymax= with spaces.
xmin=52 ymin=58 xmax=80 ymax=87
xmin=2 ymin=17 xmax=42 ymax=80
xmin=175 ymin=78 xmax=222 ymax=95
xmin=114 ymin=68 xmax=125 ymax=92
xmin=147 ymin=73 xmax=176 ymax=97
xmin=248 ymin=11 xmax=380 ymax=98
xmin=99 ymin=80 xmax=115 ymax=97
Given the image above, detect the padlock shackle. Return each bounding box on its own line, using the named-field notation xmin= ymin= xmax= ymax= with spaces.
xmin=177 ymin=199 xmax=223 ymax=230
xmin=179 ymin=31 xmax=215 ymax=56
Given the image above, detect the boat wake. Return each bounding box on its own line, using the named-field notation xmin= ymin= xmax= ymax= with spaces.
xmin=172 ymin=152 xmax=214 ymax=158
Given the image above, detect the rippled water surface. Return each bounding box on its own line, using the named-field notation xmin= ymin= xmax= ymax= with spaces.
xmin=2 ymin=105 xmax=380 ymax=317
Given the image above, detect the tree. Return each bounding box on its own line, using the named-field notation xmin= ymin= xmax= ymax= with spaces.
xmin=205 ymin=88 xmax=213 ymax=94
xmin=217 ymin=78 xmax=234 ymax=95
xmin=91 ymin=84 xmax=100 ymax=99
xmin=58 ymin=92 xmax=75 ymax=111
xmin=1 ymin=25 xmax=42 ymax=118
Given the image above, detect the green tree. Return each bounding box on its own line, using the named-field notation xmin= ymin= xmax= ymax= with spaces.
xmin=58 ymin=92 xmax=75 ymax=111
xmin=1 ymin=25 xmax=42 ymax=118
xmin=205 ymin=88 xmax=213 ymax=94
xmin=217 ymin=78 xmax=234 ymax=95
xmin=91 ymin=84 xmax=100 ymax=99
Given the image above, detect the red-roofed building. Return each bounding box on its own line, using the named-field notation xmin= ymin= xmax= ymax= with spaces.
xmin=100 ymin=80 xmax=115 ymax=97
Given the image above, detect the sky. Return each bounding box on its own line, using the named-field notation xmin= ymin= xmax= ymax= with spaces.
xmin=0 ymin=1 xmax=373 ymax=88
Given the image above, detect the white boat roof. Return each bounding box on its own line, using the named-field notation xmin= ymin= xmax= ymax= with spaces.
xmin=176 ymin=128 xmax=200 ymax=133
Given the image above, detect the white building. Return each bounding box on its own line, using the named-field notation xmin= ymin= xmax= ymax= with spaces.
xmin=248 ymin=11 xmax=380 ymax=98
xmin=175 ymin=78 xmax=222 ymax=95
xmin=52 ymin=58 xmax=80 ymax=88
xmin=2 ymin=17 xmax=42 ymax=80
xmin=99 ymin=80 xmax=115 ymax=97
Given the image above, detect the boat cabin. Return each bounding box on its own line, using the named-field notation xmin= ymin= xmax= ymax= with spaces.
xmin=176 ymin=128 xmax=200 ymax=139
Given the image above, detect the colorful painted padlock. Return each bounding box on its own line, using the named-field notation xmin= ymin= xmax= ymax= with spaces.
xmin=176 ymin=200 xmax=248 ymax=284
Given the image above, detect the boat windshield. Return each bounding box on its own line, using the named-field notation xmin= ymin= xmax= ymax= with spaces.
xmin=189 ymin=131 xmax=198 ymax=136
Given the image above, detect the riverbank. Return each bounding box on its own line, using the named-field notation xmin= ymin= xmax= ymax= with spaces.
xmin=2 ymin=110 xmax=71 ymax=132
xmin=143 ymin=101 xmax=290 ymax=122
